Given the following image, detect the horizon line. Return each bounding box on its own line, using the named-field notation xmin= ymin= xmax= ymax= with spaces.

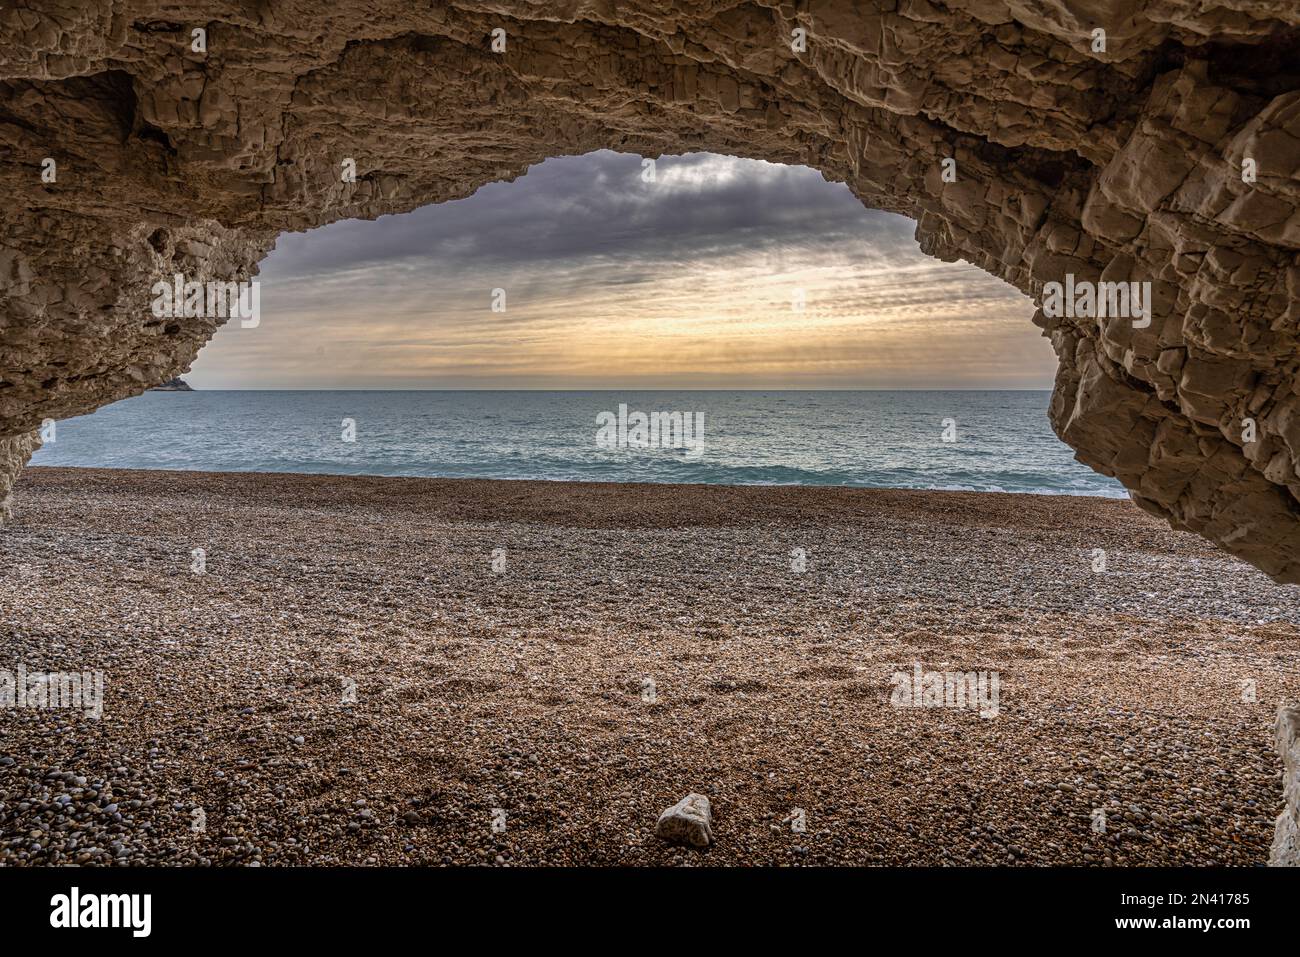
xmin=169 ymin=386 xmax=1055 ymax=393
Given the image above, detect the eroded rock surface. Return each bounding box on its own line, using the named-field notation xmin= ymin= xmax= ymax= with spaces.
xmin=0 ymin=433 xmax=39 ymax=521
xmin=2 ymin=1 xmax=1300 ymax=580
xmin=1272 ymin=705 xmax=1300 ymax=866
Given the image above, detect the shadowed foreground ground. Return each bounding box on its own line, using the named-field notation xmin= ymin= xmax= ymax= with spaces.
xmin=1 ymin=467 xmax=1297 ymax=866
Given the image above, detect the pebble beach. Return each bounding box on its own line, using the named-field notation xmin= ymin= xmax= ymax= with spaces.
xmin=1 ymin=467 xmax=1297 ymax=866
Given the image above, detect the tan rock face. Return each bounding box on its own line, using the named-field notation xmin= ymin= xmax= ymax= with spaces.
xmin=2 ymin=2 xmax=1300 ymax=578
xmin=0 ymin=432 xmax=40 ymax=521
xmin=1272 ymin=705 xmax=1300 ymax=866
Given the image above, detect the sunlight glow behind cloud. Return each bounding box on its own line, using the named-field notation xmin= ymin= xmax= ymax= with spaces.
xmin=190 ymin=151 xmax=1049 ymax=389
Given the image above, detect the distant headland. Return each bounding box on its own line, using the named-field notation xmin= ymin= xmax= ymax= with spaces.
xmin=149 ymin=377 xmax=194 ymax=392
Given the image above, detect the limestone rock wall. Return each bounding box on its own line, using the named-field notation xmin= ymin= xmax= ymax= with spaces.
xmin=2 ymin=1 xmax=1300 ymax=581
xmin=1274 ymin=702 xmax=1300 ymax=868
xmin=0 ymin=432 xmax=39 ymax=521
xmin=1272 ymin=705 xmax=1300 ymax=865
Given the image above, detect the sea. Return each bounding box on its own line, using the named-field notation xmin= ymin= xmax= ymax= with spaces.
xmin=29 ymin=390 xmax=1126 ymax=498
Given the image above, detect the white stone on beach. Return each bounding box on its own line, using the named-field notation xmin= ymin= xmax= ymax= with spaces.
xmin=655 ymin=793 xmax=713 ymax=847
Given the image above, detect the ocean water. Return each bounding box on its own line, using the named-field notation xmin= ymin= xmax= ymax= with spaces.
xmin=29 ymin=390 xmax=1127 ymax=497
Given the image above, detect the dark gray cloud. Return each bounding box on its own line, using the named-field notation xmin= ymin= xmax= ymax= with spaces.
xmin=261 ymin=150 xmax=918 ymax=280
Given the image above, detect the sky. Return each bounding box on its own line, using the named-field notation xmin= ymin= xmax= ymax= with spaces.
xmin=189 ymin=150 xmax=1050 ymax=390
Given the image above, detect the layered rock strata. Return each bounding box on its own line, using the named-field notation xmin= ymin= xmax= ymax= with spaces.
xmin=5 ymin=1 xmax=1299 ymax=577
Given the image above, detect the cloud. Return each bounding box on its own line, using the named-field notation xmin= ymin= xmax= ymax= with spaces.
xmin=194 ymin=150 xmax=1047 ymax=389
xmin=262 ymin=151 xmax=913 ymax=277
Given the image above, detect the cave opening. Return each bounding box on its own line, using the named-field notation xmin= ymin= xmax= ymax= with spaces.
xmin=28 ymin=149 xmax=1123 ymax=499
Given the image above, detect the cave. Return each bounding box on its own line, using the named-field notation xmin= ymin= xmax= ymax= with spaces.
xmin=2 ymin=1 xmax=1299 ymax=866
